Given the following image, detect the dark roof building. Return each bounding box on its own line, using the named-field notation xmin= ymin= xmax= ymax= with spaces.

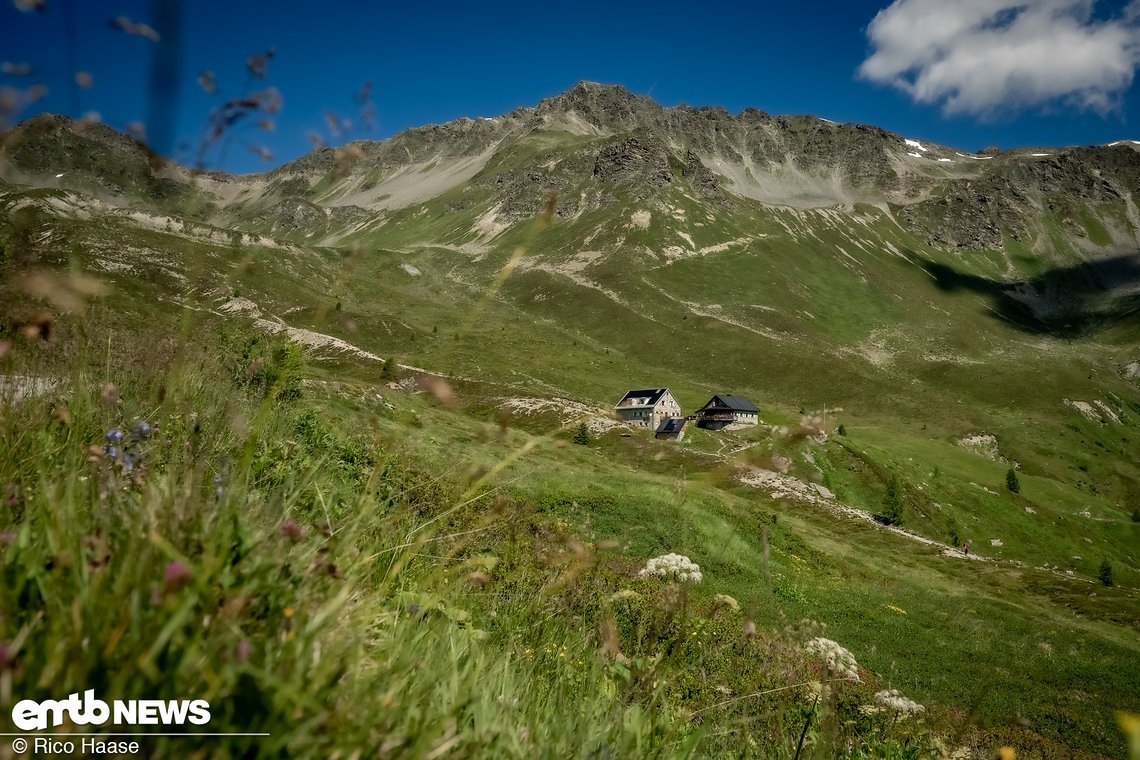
xmin=703 ymin=395 xmax=758 ymax=413
xmin=615 ymin=388 xmax=672 ymax=408
xmin=654 ymin=417 xmax=688 ymax=440
xmin=614 ymin=388 xmax=681 ymax=429
xmin=695 ymin=394 xmax=759 ymax=429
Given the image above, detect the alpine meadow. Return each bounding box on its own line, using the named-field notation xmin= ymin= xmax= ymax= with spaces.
xmin=2 ymin=49 xmax=1140 ymax=760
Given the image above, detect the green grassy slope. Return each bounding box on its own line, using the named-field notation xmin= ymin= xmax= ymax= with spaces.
xmin=2 ymin=113 xmax=1140 ymax=757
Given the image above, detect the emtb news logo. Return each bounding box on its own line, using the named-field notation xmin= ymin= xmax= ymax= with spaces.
xmin=11 ymin=691 xmax=210 ymax=731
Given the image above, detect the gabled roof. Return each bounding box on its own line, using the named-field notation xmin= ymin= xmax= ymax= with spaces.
xmin=615 ymin=388 xmax=671 ymax=408
xmin=698 ymin=394 xmax=759 ymax=413
xmin=656 ymin=417 xmax=687 ymax=434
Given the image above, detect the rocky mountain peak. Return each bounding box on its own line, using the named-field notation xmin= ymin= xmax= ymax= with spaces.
xmin=535 ymin=80 xmax=662 ymax=132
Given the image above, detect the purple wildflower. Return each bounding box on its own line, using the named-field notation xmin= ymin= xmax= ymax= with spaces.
xmin=235 ymin=640 xmax=250 ymax=663
xmin=132 ymin=420 xmax=153 ymax=440
xmin=280 ymin=519 xmax=305 ymax=542
xmin=106 ymin=429 xmax=123 ymax=444
xmin=163 ymin=561 xmax=190 ymax=591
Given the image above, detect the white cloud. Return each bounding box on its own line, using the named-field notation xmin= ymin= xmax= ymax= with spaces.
xmin=859 ymin=0 xmax=1140 ymax=117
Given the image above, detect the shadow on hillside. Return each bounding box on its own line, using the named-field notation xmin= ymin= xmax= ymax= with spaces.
xmin=920 ymin=253 xmax=1140 ymax=338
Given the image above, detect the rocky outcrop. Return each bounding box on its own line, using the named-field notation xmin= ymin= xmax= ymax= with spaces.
xmin=1006 ymin=151 xmax=1125 ymax=206
xmin=269 ymin=176 xmax=312 ymax=198
xmin=327 ymin=204 xmax=372 ymax=227
xmin=682 ymin=150 xmax=721 ymax=200
xmin=267 ymin=198 xmax=324 ymax=229
xmin=487 ymin=167 xmax=568 ymax=222
xmin=593 ymin=132 xmax=672 ymax=189
xmin=899 ymin=177 xmax=1030 ymax=249
xmin=789 ymin=121 xmax=899 ymax=192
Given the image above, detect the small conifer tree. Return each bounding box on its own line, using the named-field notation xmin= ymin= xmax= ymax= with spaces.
xmin=878 ymin=476 xmax=903 ymax=525
xmin=837 ymin=423 xmax=847 ymax=436
xmin=573 ymin=423 xmax=591 ymax=446
xmin=1005 ymin=467 xmax=1020 ymax=493
xmin=1098 ymin=559 xmax=1114 ymax=587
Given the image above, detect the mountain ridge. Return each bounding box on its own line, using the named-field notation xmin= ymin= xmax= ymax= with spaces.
xmin=6 ymin=80 xmax=1139 ymax=208
xmin=2 ymin=81 xmax=1139 ymax=333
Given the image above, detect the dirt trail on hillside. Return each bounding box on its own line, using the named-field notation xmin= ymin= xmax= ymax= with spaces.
xmin=738 ymin=466 xmax=1119 ymax=587
xmin=739 ymin=466 xmax=984 ymax=558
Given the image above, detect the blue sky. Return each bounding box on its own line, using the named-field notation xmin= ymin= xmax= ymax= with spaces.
xmin=3 ymin=0 xmax=1140 ymax=173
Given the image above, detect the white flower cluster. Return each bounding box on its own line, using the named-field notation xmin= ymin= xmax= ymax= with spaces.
xmin=713 ymin=593 xmax=740 ymax=612
xmin=638 ymin=553 xmax=703 ymax=583
xmin=874 ymin=689 xmax=925 ymax=717
xmin=804 ymin=637 xmax=860 ymax=681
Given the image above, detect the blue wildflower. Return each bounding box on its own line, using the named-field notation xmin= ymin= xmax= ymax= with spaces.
xmin=132 ymin=420 xmax=153 ymax=440
xmin=105 ymin=445 xmax=120 ymax=460
xmin=105 ymin=429 xmax=123 ymax=444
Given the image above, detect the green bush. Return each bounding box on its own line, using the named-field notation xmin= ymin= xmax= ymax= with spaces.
xmin=380 ymin=357 xmax=400 ymax=381
xmin=947 ymin=517 xmax=961 ymax=547
xmin=225 ymin=331 xmax=304 ymax=401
